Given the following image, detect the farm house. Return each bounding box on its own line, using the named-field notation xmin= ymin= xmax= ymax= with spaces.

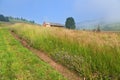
xmin=43 ymin=22 xmax=64 ymax=27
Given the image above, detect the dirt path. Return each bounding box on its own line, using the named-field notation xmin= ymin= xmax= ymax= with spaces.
xmin=11 ymin=31 xmax=82 ymax=80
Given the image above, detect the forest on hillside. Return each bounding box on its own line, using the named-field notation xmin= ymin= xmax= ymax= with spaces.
xmin=0 ymin=14 xmax=35 ymax=24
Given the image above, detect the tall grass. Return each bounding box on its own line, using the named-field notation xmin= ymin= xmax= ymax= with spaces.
xmin=11 ymin=23 xmax=120 ymax=79
xmin=0 ymin=27 xmax=66 ymax=80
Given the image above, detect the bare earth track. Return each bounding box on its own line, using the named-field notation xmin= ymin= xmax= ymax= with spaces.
xmin=11 ymin=31 xmax=82 ymax=80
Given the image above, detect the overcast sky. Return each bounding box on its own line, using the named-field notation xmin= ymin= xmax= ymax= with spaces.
xmin=0 ymin=0 xmax=120 ymax=24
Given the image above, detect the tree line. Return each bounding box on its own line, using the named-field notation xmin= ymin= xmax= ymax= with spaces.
xmin=0 ymin=14 xmax=35 ymax=24
xmin=0 ymin=14 xmax=9 ymax=22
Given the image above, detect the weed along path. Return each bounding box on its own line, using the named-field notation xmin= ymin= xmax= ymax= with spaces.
xmin=0 ymin=28 xmax=67 ymax=80
xmin=11 ymin=30 xmax=82 ymax=80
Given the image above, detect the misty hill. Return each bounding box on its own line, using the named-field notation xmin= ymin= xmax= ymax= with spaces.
xmin=76 ymin=19 xmax=120 ymax=31
xmin=101 ymin=23 xmax=120 ymax=31
xmin=76 ymin=19 xmax=103 ymax=30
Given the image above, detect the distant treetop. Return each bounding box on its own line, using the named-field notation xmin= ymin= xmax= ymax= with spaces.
xmin=65 ymin=17 xmax=76 ymax=29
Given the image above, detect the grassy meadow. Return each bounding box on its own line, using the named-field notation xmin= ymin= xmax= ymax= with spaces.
xmin=0 ymin=27 xmax=66 ymax=80
xmin=11 ymin=23 xmax=120 ymax=80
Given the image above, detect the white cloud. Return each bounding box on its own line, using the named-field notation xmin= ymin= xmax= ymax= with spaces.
xmin=74 ymin=0 xmax=120 ymax=22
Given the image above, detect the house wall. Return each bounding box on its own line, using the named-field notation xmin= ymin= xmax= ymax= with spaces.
xmin=46 ymin=24 xmax=51 ymax=27
xmin=43 ymin=22 xmax=51 ymax=27
xmin=43 ymin=22 xmax=64 ymax=27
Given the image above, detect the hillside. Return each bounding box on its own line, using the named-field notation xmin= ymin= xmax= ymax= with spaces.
xmin=8 ymin=17 xmax=35 ymax=24
xmin=10 ymin=23 xmax=120 ymax=80
xmin=0 ymin=14 xmax=35 ymax=24
xmin=76 ymin=19 xmax=120 ymax=31
xmin=0 ymin=25 xmax=67 ymax=80
xmin=101 ymin=23 xmax=120 ymax=31
xmin=76 ymin=19 xmax=102 ymax=30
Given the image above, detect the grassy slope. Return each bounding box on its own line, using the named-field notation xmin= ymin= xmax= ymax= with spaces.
xmin=0 ymin=27 xmax=66 ymax=80
xmin=11 ymin=23 xmax=120 ymax=80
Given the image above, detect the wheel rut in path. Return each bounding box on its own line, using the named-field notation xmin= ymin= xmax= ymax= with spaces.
xmin=11 ymin=31 xmax=82 ymax=80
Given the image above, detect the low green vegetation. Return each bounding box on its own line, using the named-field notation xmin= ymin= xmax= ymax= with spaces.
xmin=0 ymin=27 xmax=66 ymax=80
xmin=11 ymin=23 xmax=120 ymax=80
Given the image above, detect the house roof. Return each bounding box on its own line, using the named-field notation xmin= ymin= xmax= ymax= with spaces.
xmin=44 ymin=22 xmax=64 ymax=27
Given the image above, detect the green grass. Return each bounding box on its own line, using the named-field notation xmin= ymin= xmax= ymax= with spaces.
xmin=0 ymin=27 xmax=66 ymax=80
xmin=11 ymin=23 xmax=120 ymax=80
